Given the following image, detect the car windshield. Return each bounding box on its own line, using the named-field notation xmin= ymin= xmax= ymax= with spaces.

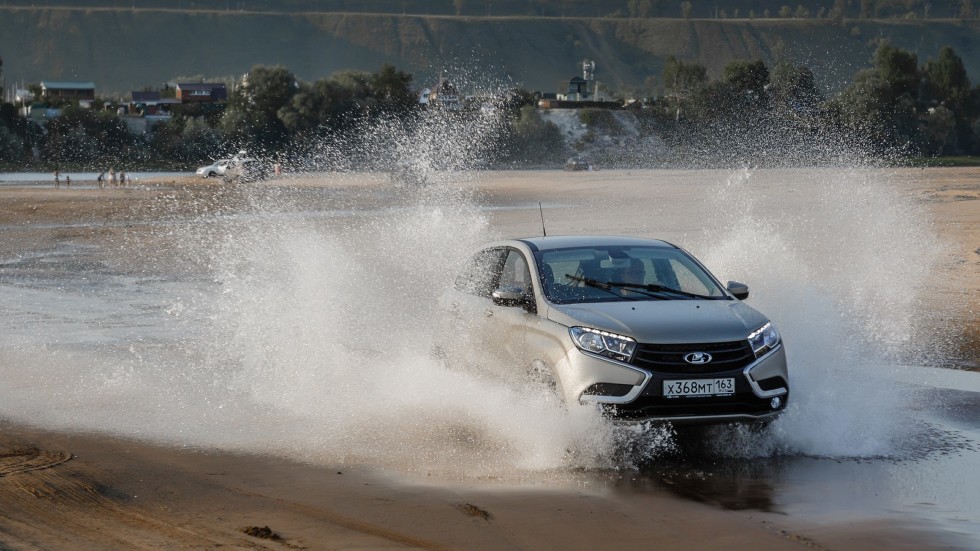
xmin=534 ymin=245 xmax=728 ymax=304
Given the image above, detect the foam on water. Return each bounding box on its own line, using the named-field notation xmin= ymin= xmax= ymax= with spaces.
xmin=0 ymin=104 xmax=962 ymax=476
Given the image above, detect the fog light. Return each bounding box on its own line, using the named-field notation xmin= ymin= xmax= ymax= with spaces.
xmin=770 ymin=396 xmax=782 ymax=409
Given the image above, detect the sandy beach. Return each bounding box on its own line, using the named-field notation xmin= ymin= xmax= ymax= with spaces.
xmin=0 ymin=168 xmax=977 ymax=550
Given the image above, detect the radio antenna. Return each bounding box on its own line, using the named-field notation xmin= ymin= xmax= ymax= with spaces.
xmin=538 ymin=202 xmax=547 ymax=237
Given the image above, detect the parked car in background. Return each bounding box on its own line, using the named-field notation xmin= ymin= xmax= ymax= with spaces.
xmin=438 ymin=235 xmax=789 ymax=425
xmin=196 ymin=159 xmax=230 ymax=178
xmin=564 ymin=156 xmax=593 ymax=171
xmin=222 ymin=154 xmax=270 ymax=183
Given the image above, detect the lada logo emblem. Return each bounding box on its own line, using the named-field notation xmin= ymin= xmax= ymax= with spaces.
xmin=684 ymin=352 xmax=712 ymax=364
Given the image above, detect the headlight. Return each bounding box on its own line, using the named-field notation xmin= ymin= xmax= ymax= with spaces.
xmin=748 ymin=322 xmax=780 ymax=357
xmin=569 ymin=327 xmax=636 ymax=362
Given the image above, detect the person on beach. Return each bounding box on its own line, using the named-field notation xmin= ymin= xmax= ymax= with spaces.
xmin=54 ymin=169 xmax=60 ymax=188
xmin=119 ymin=171 xmax=126 ymax=186
xmin=65 ymin=175 xmax=71 ymax=189
xmin=109 ymin=168 xmax=116 ymax=187
xmin=97 ymin=171 xmax=105 ymax=189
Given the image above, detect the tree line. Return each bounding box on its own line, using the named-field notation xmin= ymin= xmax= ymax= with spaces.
xmin=0 ymin=64 xmax=429 ymax=170
xmin=649 ymin=42 xmax=980 ymax=158
xmin=0 ymin=42 xmax=978 ymax=171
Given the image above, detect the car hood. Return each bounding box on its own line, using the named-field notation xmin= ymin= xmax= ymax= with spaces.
xmin=546 ymin=299 xmax=768 ymax=343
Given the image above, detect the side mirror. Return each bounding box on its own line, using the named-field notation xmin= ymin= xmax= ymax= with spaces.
xmin=727 ymin=281 xmax=749 ymax=300
xmin=492 ymin=287 xmax=534 ymax=310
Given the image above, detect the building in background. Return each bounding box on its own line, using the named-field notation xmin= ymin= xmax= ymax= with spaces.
xmin=40 ymin=81 xmax=96 ymax=103
xmin=175 ymin=82 xmax=228 ymax=103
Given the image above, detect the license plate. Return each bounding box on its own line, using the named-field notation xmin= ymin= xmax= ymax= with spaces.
xmin=663 ymin=378 xmax=735 ymax=398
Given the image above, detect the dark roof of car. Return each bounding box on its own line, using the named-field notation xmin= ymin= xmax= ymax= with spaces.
xmin=517 ymin=235 xmax=677 ymax=251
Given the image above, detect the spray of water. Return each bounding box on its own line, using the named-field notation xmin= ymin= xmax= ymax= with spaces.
xmin=0 ymin=81 xmax=959 ymax=476
xmin=135 ymin=106 xmax=647 ymax=476
xmin=690 ymin=166 xmax=954 ymax=458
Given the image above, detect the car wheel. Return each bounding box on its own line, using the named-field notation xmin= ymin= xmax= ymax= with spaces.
xmin=746 ymin=419 xmax=775 ymax=434
xmin=527 ymin=360 xmax=563 ymax=404
xmin=207 ymin=171 xmax=217 ymax=178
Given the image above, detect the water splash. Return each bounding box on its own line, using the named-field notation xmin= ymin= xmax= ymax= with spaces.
xmin=162 ymin=108 xmax=649 ymax=475
xmin=0 ymin=90 xmax=963 ymax=476
xmin=691 ymin=166 xmax=953 ymax=458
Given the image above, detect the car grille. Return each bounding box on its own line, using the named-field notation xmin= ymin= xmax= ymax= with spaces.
xmin=630 ymin=340 xmax=755 ymax=374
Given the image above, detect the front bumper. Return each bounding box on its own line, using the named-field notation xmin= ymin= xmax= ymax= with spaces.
xmin=571 ymin=344 xmax=789 ymax=424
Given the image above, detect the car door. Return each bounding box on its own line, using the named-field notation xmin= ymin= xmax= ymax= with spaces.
xmin=442 ymin=247 xmax=532 ymax=379
xmin=442 ymin=247 xmax=507 ymax=374
xmin=484 ymin=249 xmax=534 ymax=376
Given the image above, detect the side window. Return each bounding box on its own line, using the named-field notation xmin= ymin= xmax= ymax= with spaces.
xmin=498 ymin=250 xmax=531 ymax=294
xmin=455 ymin=248 xmax=506 ymax=297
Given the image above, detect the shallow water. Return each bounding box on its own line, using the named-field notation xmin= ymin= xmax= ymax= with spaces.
xmin=0 ymin=171 xmax=191 ymax=185
xmin=0 ymin=167 xmax=977 ymax=545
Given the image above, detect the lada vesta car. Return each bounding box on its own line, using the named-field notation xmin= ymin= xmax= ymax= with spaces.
xmin=440 ymin=236 xmax=788 ymax=424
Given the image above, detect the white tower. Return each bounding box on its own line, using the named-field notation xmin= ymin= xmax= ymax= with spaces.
xmin=583 ymin=60 xmax=595 ymax=81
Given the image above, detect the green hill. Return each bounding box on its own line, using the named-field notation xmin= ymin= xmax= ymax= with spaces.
xmin=3 ymin=7 xmax=980 ymax=97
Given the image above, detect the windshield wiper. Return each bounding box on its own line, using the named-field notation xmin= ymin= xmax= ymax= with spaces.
xmin=565 ymin=274 xmax=719 ymax=300
xmin=564 ymin=274 xmax=660 ymax=301
xmin=610 ymin=281 xmax=723 ymax=300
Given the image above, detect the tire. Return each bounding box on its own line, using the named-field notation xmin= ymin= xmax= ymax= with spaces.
xmin=527 ymin=360 xmax=563 ymax=404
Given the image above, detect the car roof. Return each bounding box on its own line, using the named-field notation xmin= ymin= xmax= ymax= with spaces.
xmin=514 ymin=235 xmax=678 ymax=251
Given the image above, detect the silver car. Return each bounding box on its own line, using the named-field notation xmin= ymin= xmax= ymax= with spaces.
xmin=440 ymin=236 xmax=789 ymax=424
xmin=195 ymin=158 xmax=230 ymax=178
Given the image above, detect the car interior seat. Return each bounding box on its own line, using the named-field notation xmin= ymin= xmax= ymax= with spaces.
xmin=651 ymin=258 xmax=680 ymax=290
xmin=579 ymin=259 xmax=602 ymax=282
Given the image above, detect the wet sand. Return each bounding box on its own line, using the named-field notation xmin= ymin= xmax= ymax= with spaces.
xmin=0 ymin=169 xmax=977 ymax=549
xmin=0 ymin=421 xmax=840 ymax=550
